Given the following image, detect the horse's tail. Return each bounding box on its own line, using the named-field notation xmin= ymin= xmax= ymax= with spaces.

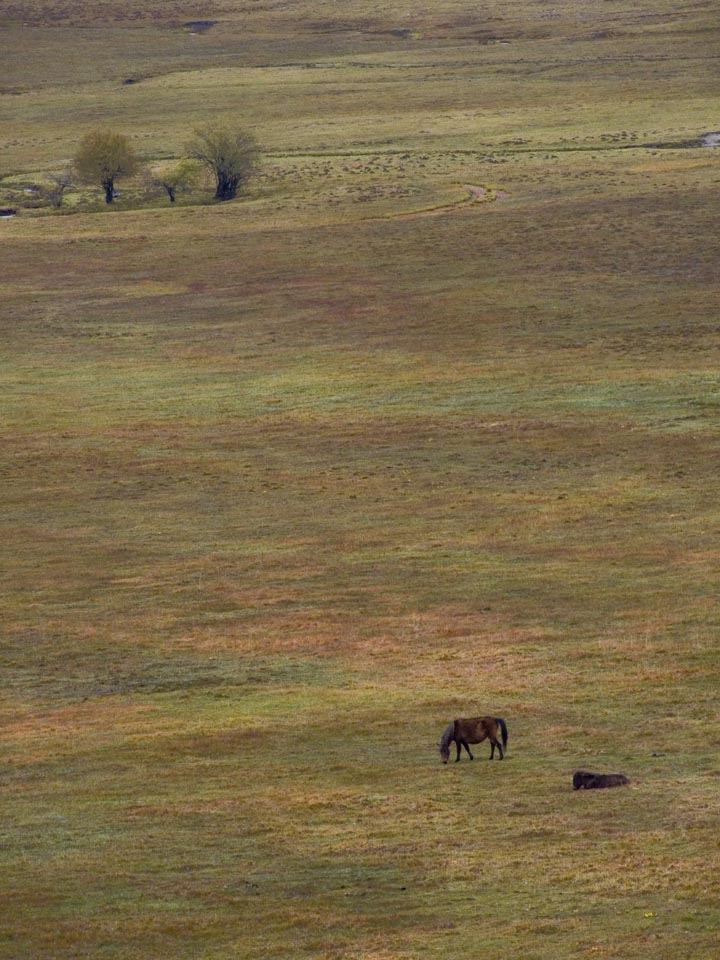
xmin=495 ymin=717 xmax=508 ymax=751
xmin=439 ymin=721 xmax=455 ymax=756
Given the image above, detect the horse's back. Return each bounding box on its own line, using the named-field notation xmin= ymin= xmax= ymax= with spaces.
xmin=455 ymin=716 xmax=494 ymax=739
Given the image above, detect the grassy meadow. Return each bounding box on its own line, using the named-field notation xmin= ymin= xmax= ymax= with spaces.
xmin=2 ymin=1 xmax=720 ymax=957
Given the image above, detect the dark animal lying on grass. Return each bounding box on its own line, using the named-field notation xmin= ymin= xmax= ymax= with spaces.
xmin=573 ymin=770 xmax=630 ymax=790
xmin=439 ymin=716 xmax=508 ymax=763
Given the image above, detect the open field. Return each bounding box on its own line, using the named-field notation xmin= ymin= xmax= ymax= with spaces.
xmin=2 ymin=1 xmax=720 ymax=958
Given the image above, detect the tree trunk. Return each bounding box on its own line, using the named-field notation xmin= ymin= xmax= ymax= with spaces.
xmin=48 ymin=186 xmax=66 ymax=208
xmin=215 ymin=171 xmax=240 ymax=201
xmin=103 ymin=178 xmax=115 ymax=203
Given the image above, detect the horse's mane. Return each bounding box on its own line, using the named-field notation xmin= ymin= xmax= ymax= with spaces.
xmin=438 ymin=720 xmax=455 ymax=754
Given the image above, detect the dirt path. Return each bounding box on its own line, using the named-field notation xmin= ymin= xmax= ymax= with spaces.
xmin=389 ymin=183 xmax=509 ymax=220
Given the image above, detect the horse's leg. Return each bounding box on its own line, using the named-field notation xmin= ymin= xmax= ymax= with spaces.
xmin=489 ymin=740 xmax=495 ymax=759
xmin=463 ymin=741 xmax=474 ymax=760
xmin=490 ymin=737 xmax=504 ymax=760
xmin=455 ymin=740 xmax=462 ymax=762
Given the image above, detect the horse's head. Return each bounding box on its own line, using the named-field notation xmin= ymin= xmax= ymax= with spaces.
xmin=438 ymin=721 xmax=455 ymax=763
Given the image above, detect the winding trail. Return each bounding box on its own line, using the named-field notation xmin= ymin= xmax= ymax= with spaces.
xmin=365 ymin=183 xmax=510 ymax=223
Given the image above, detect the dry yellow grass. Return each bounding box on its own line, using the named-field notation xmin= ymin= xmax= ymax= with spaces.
xmin=2 ymin=1 xmax=720 ymax=958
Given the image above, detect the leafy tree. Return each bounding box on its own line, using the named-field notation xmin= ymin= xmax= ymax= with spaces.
xmin=151 ymin=159 xmax=202 ymax=203
xmin=74 ymin=130 xmax=138 ymax=204
xmin=187 ymin=125 xmax=258 ymax=201
xmin=45 ymin=169 xmax=73 ymax=208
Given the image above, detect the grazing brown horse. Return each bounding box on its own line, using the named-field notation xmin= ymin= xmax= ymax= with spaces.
xmin=439 ymin=716 xmax=508 ymax=763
